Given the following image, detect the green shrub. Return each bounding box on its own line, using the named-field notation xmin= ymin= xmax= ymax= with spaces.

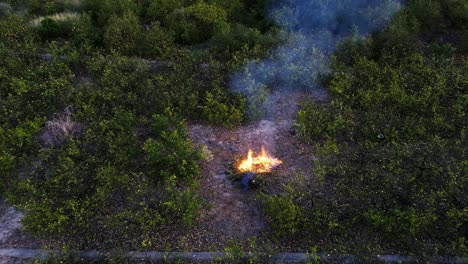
xmin=28 ymin=0 xmax=66 ymax=15
xmin=0 ymin=149 xmax=16 ymax=195
xmin=85 ymin=54 xmax=155 ymax=117
xmin=443 ymin=0 xmax=468 ymax=28
xmin=294 ymin=102 xmax=334 ymax=142
xmin=103 ymin=11 xmax=142 ymax=55
xmin=140 ymin=21 xmax=175 ymax=58
xmin=82 ymin=0 xmax=141 ymax=27
xmin=0 ymin=15 xmax=36 ymax=47
xmin=459 ymin=29 xmax=468 ymax=53
xmin=9 ymin=107 xmax=202 ymax=248
xmin=201 ymin=86 xmax=244 ymax=127
xmin=69 ymin=13 xmax=98 ymax=46
xmin=146 ymin=0 xmax=181 ymax=21
xmin=216 ymin=0 xmax=272 ymax=30
xmin=143 ymin=109 xmax=201 ymax=182
xmin=167 ymin=2 xmax=227 ymax=44
xmin=32 ymin=12 xmax=90 ymax=41
xmin=260 ymin=185 xmax=303 ymax=238
xmin=408 ymin=0 xmax=444 ymax=32
xmin=211 ymin=23 xmax=278 ymax=58
xmin=372 ymin=10 xmax=420 ymax=60
xmin=37 ymin=17 xmax=62 ymax=38
xmin=295 ymin=40 xmax=467 ymax=255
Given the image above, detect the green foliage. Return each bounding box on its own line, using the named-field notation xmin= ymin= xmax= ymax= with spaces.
xmin=211 ymin=23 xmax=280 ymax=61
xmin=10 ymin=108 xmax=202 ymax=248
xmin=146 ymin=0 xmax=182 ymax=21
xmin=442 ymin=0 xmax=468 ymax=28
xmin=69 ymin=14 xmax=98 ymax=46
xmin=294 ymin=102 xmax=348 ymax=142
xmin=27 ymin=0 xmax=66 ymax=15
xmin=85 ymin=53 xmax=155 ymax=117
xmin=219 ymin=238 xmax=277 ymax=264
xmin=103 ymin=11 xmax=142 ymax=55
xmin=260 ymin=186 xmax=303 ymax=238
xmin=140 ymin=22 xmax=175 ymax=58
xmin=166 ymin=1 xmax=227 ymax=44
xmin=144 ymin=109 xmax=201 ymax=182
xmin=209 ymin=0 xmax=272 ymax=31
xmin=202 ymin=86 xmax=244 ymax=127
xmin=0 ymin=0 xmax=277 ymax=253
xmin=294 ymin=21 xmax=468 ymax=256
xmin=37 ymin=17 xmax=63 ymax=38
xmin=408 ymin=0 xmax=444 ymax=32
xmin=0 ymin=15 xmax=36 ymax=47
xmin=82 ymin=0 xmax=142 ymax=27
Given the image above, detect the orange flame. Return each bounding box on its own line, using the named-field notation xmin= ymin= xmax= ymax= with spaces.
xmin=238 ymin=146 xmax=282 ymax=173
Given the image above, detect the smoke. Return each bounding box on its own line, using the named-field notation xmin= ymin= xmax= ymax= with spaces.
xmin=230 ymin=0 xmax=401 ymax=121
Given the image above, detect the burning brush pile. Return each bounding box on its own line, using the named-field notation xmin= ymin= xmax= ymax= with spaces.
xmin=237 ymin=147 xmax=282 ymax=174
xmin=232 ymin=146 xmax=282 ymax=192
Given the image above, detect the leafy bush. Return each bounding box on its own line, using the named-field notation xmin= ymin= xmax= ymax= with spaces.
xmin=372 ymin=10 xmax=420 ymax=60
xmin=69 ymin=14 xmax=98 ymax=46
xmin=140 ymin=22 xmax=175 ymax=58
xmin=211 ymin=23 xmax=279 ymax=59
xmin=32 ymin=12 xmax=96 ymax=42
xmin=103 ymin=11 xmax=142 ymax=55
xmin=408 ymin=0 xmax=444 ymax=32
xmin=260 ymin=187 xmax=303 ymax=238
xmin=0 ymin=0 xmax=281 ymax=253
xmin=10 ymin=108 xmax=202 ymax=248
xmin=145 ymin=0 xmax=181 ymax=21
xmin=85 ymin=54 xmax=156 ymax=118
xmin=0 ymin=15 xmax=36 ymax=47
xmin=27 ymin=0 xmax=66 ymax=15
xmin=166 ymin=2 xmax=227 ymax=44
xmin=144 ymin=109 xmax=201 ymax=182
xmin=443 ymin=0 xmax=468 ymax=28
xmin=201 ymin=86 xmax=244 ymax=127
xmin=295 ymin=39 xmax=467 ymax=255
xmin=82 ymin=0 xmax=141 ymax=27
xmin=211 ymin=0 xmax=272 ymax=31
xmin=36 ymin=17 xmax=62 ymax=38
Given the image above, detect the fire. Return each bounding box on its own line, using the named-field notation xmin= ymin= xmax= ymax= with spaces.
xmin=237 ymin=146 xmax=282 ymax=173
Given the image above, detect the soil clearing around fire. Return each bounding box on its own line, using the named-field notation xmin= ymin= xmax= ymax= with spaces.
xmin=181 ymin=91 xmax=323 ymax=250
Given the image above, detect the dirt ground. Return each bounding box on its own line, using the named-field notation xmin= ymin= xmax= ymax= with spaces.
xmin=177 ymin=90 xmax=323 ymax=250
xmin=0 ymin=90 xmax=325 ymax=254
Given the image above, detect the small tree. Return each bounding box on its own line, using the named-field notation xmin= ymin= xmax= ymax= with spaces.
xmin=140 ymin=22 xmax=175 ymax=58
xmin=104 ymin=11 xmax=142 ymax=56
xmin=144 ymin=109 xmax=201 ymax=182
xmin=167 ymin=2 xmax=228 ymax=44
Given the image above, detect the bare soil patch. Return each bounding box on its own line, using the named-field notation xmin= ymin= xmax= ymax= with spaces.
xmin=177 ymin=91 xmax=319 ymax=250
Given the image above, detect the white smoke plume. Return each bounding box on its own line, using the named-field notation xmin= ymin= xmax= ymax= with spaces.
xmin=231 ymin=0 xmax=402 ymax=121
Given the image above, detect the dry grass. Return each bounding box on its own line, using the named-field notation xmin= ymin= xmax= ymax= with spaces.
xmin=31 ymin=12 xmax=81 ymax=27
xmin=41 ymin=106 xmax=82 ymax=147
